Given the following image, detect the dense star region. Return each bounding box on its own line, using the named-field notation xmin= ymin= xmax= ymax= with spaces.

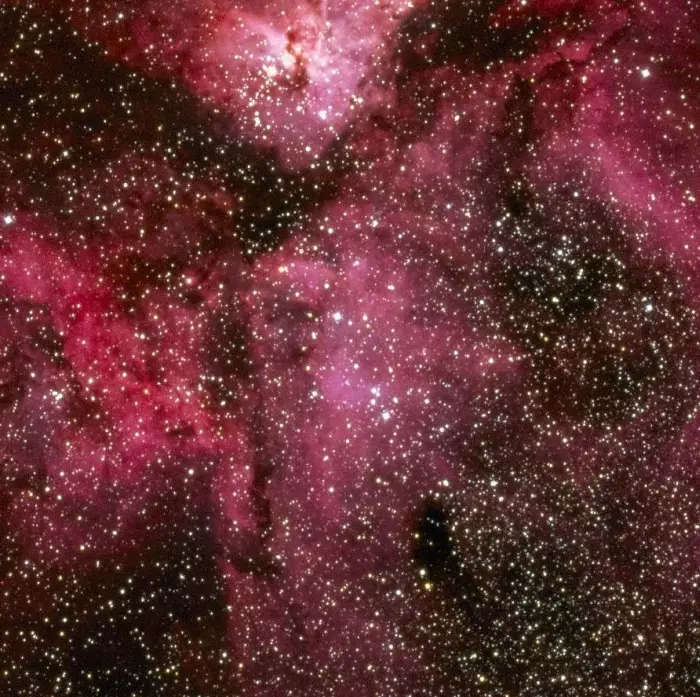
xmin=0 ymin=1 xmax=699 ymax=695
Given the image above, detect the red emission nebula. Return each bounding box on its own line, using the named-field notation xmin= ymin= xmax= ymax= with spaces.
xmin=1 ymin=1 xmax=700 ymax=695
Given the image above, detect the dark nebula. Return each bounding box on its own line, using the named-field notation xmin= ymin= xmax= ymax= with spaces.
xmin=1 ymin=1 xmax=700 ymax=695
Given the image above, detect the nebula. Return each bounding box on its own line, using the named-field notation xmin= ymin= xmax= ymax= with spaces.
xmin=0 ymin=0 xmax=699 ymax=695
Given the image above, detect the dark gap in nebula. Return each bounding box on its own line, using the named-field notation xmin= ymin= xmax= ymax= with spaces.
xmin=386 ymin=2 xmax=553 ymax=147
xmin=0 ymin=452 xmax=46 ymax=497
xmin=64 ymin=512 xmax=231 ymax=696
xmin=204 ymin=306 xmax=279 ymax=577
xmin=230 ymin=413 xmax=282 ymax=578
xmin=220 ymin=422 xmax=281 ymax=578
xmin=490 ymin=126 xmax=699 ymax=426
xmin=250 ymin=420 xmax=276 ymax=544
xmin=206 ymin=313 xmax=255 ymax=410
xmin=412 ymin=498 xmax=459 ymax=582
xmin=0 ymin=5 xmax=339 ymax=261
xmin=0 ymin=455 xmax=234 ymax=696
xmin=395 ymin=0 xmax=561 ymax=75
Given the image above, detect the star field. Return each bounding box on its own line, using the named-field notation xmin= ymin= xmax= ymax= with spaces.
xmin=1 ymin=1 xmax=700 ymax=696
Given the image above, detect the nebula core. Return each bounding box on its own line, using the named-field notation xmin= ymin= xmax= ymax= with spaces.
xmin=1 ymin=0 xmax=699 ymax=695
